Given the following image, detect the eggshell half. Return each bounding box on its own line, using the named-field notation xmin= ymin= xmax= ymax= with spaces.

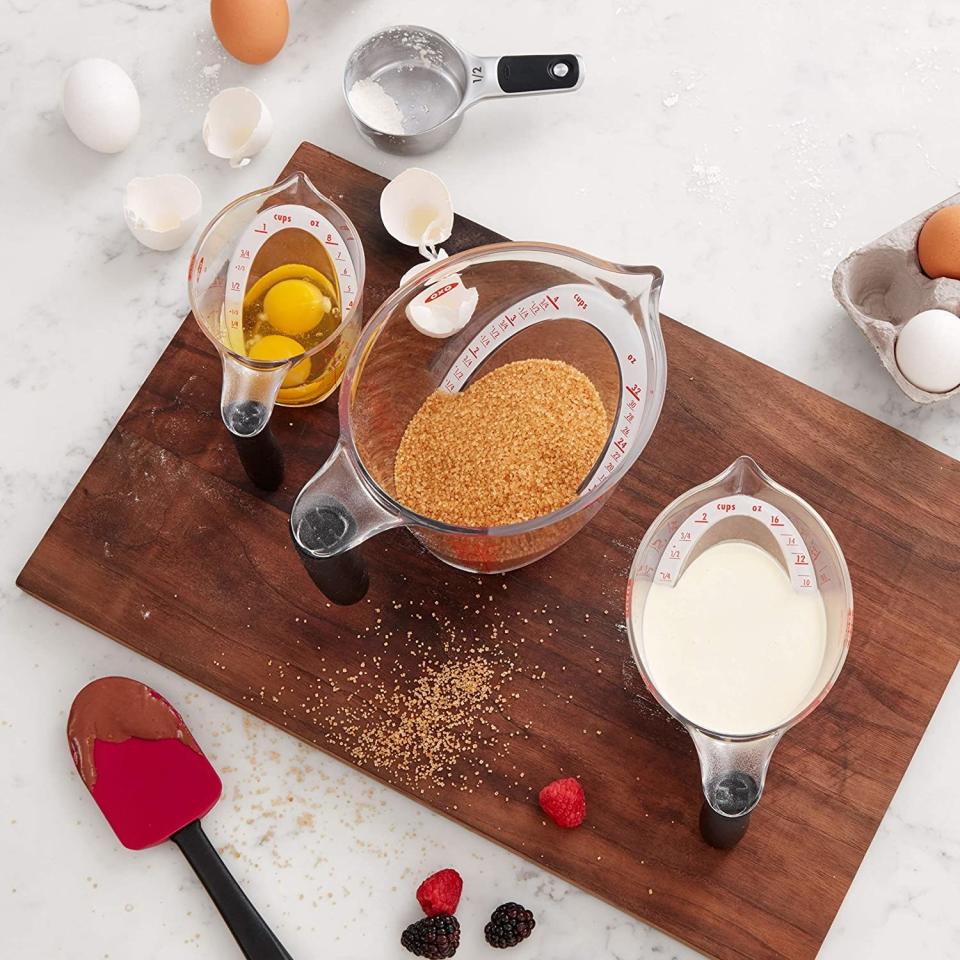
xmin=123 ymin=175 xmax=202 ymax=252
xmin=211 ymin=0 xmax=289 ymax=65
xmin=406 ymin=273 xmax=479 ymax=339
xmin=380 ymin=168 xmax=454 ymax=248
xmin=61 ymin=58 xmax=140 ymax=154
xmin=203 ymin=87 xmax=273 ymax=168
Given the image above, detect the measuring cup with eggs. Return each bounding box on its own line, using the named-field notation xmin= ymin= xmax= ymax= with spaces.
xmin=188 ymin=172 xmax=365 ymax=490
xmin=626 ymin=457 xmax=853 ymax=848
xmin=288 ymin=242 xmax=666 ymax=604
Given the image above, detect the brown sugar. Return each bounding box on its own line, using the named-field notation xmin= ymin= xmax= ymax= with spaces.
xmin=394 ymin=359 xmax=609 ymax=527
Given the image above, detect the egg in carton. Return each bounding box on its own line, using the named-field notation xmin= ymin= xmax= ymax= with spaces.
xmin=832 ymin=191 xmax=960 ymax=404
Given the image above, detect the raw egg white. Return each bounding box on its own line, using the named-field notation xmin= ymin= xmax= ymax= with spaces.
xmin=210 ymin=0 xmax=289 ymax=65
xmin=895 ymin=309 xmax=960 ymax=394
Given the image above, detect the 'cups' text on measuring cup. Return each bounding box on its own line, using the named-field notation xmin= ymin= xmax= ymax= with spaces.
xmin=188 ymin=172 xmax=365 ymax=491
xmin=626 ymin=456 xmax=853 ymax=848
xmin=344 ymin=25 xmax=583 ymax=154
xmin=290 ymin=242 xmax=666 ymax=604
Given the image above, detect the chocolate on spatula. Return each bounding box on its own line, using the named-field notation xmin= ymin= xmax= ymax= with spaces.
xmin=68 ymin=676 xmax=292 ymax=960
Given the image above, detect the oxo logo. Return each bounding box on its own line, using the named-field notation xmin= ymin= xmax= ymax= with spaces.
xmin=424 ymin=281 xmax=459 ymax=303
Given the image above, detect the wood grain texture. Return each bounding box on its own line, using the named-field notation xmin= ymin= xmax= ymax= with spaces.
xmin=18 ymin=144 xmax=960 ymax=960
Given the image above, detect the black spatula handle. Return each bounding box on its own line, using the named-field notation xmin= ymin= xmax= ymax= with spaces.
xmin=172 ymin=820 xmax=293 ymax=960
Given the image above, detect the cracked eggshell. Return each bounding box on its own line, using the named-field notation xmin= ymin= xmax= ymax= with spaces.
xmin=833 ymin=190 xmax=960 ymax=404
xmin=123 ymin=175 xmax=202 ymax=251
xmin=203 ymin=87 xmax=273 ymax=168
xmin=380 ymin=168 xmax=454 ymax=247
xmin=406 ymin=273 xmax=479 ymax=339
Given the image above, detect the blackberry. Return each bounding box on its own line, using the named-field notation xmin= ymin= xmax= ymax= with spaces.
xmin=484 ymin=902 xmax=536 ymax=949
xmin=400 ymin=914 xmax=461 ymax=958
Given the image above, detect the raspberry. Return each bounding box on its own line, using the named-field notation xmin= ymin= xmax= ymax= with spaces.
xmin=416 ymin=868 xmax=463 ymax=917
xmin=538 ymin=777 xmax=586 ymax=828
xmin=484 ymin=902 xmax=536 ymax=949
xmin=401 ymin=914 xmax=460 ymax=958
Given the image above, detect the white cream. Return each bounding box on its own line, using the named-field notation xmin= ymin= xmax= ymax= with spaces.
xmin=640 ymin=540 xmax=826 ymax=735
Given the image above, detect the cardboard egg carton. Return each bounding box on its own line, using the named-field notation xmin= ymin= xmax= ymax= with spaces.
xmin=832 ymin=191 xmax=960 ymax=404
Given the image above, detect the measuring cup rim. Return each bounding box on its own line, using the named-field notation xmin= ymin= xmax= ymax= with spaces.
xmin=342 ymin=24 xmax=470 ymax=140
xmin=623 ymin=455 xmax=854 ymax=742
xmin=337 ymin=239 xmax=667 ymax=539
xmin=187 ymin=171 xmax=367 ymax=369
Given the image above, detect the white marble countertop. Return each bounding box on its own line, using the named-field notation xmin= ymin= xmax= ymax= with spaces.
xmin=3 ymin=1 xmax=959 ymax=957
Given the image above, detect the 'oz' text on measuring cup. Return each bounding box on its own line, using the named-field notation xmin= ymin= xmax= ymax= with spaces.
xmin=626 ymin=456 xmax=853 ymax=849
xmin=188 ymin=172 xmax=365 ymax=491
xmin=289 ymin=242 xmax=666 ymax=604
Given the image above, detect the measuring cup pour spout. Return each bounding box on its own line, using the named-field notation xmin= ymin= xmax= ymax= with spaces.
xmin=219 ymin=353 xmax=288 ymax=491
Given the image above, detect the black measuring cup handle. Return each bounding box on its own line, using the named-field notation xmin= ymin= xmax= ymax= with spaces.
xmin=231 ymin=427 xmax=284 ymax=492
xmin=224 ymin=400 xmax=284 ymax=492
xmin=496 ymin=54 xmax=582 ymax=94
xmin=698 ymin=771 xmax=761 ymax=849
xmin=699 ymin=802 xmax=753 ymax=849
xmin=290 ymin=494 xmax=372 ymax=605
xmin=293 ymin=532 xmax=369 ymax=605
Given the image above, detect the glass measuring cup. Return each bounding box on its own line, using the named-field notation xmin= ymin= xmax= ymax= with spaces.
xmin=344 ymin=25 xmax=583 ymax=154
xmin=626 ymin=456 xmax=853 ymax=848
xmin=290 ymin=242 xmax=666 ymax=604
xmin=188 ymin=172 xmax=365 ymax=490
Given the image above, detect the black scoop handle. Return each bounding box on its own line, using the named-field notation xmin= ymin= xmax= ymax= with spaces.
xmin=497 ymin=54 xmax=581 ymax=93
xmin=172 ymin=820 xmax=293 ymax=960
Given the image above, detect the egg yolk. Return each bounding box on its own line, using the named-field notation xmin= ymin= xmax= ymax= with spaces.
xmin=248 ymin=334 xmax=311 ymax=387
xmin=263 ymin=278 xmax=328 ymax=336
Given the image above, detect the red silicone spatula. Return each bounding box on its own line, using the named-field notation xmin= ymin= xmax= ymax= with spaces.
xmin=68 ymin=676 xmax=292 ymax=960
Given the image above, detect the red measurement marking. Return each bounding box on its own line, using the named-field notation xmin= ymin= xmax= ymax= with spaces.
xmin=625 ymin=383 xmax=644 ymax=402
xmin=614 ymin=438 xmax=627 ymax=452
xmin=546 ymin=294 xmax=559 ymax=309
xmin=694 ymin=512 xmax=709 ymax=524
xmin=770 ymin=516 xmax=784 ymax=527
xmin=574 ymin=293 xmax=588 ymax=310
xmin=658 ymin=571 xmax=672 ymax=582
xmin=254 ymin=223 xmax=268 ymax=234
xmin=679 ymin=531 xmax=692 ymax=542
xmin=800 ymin=577 xmax=812 ymax=588
xmin=793 ymin=553 xmax=809 ymax=566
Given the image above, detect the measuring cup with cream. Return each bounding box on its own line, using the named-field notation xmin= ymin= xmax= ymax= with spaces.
xmin=626 ymin=456 xmax=853 ymax=848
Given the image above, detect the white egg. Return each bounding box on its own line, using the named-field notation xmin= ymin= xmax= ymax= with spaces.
xmin=895 ymin=308 xmax=960 ymax=394
xmin=61 ymin=58 xmax=140 ymax=154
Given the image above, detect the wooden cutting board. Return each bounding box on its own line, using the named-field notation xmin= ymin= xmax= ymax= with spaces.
xmin=18 ymin=143 xmax=960 ymax=960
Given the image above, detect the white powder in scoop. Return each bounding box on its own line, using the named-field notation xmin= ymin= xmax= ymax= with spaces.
xmin=348 ymin=78 xmax=405 ymax=134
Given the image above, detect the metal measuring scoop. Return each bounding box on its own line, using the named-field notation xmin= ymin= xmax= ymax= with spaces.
xmin=343 ymin=25 xmax=583 ymax=154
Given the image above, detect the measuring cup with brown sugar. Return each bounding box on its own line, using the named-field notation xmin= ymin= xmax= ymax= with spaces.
xmin=288 ymin=242 xmax=667 ymax=603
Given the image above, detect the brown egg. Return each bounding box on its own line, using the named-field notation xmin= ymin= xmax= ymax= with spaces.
xmin=917 ymin=204 xmax=960 ymax=280
xmin=210 ymin=0 xmax=288 ymax=65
